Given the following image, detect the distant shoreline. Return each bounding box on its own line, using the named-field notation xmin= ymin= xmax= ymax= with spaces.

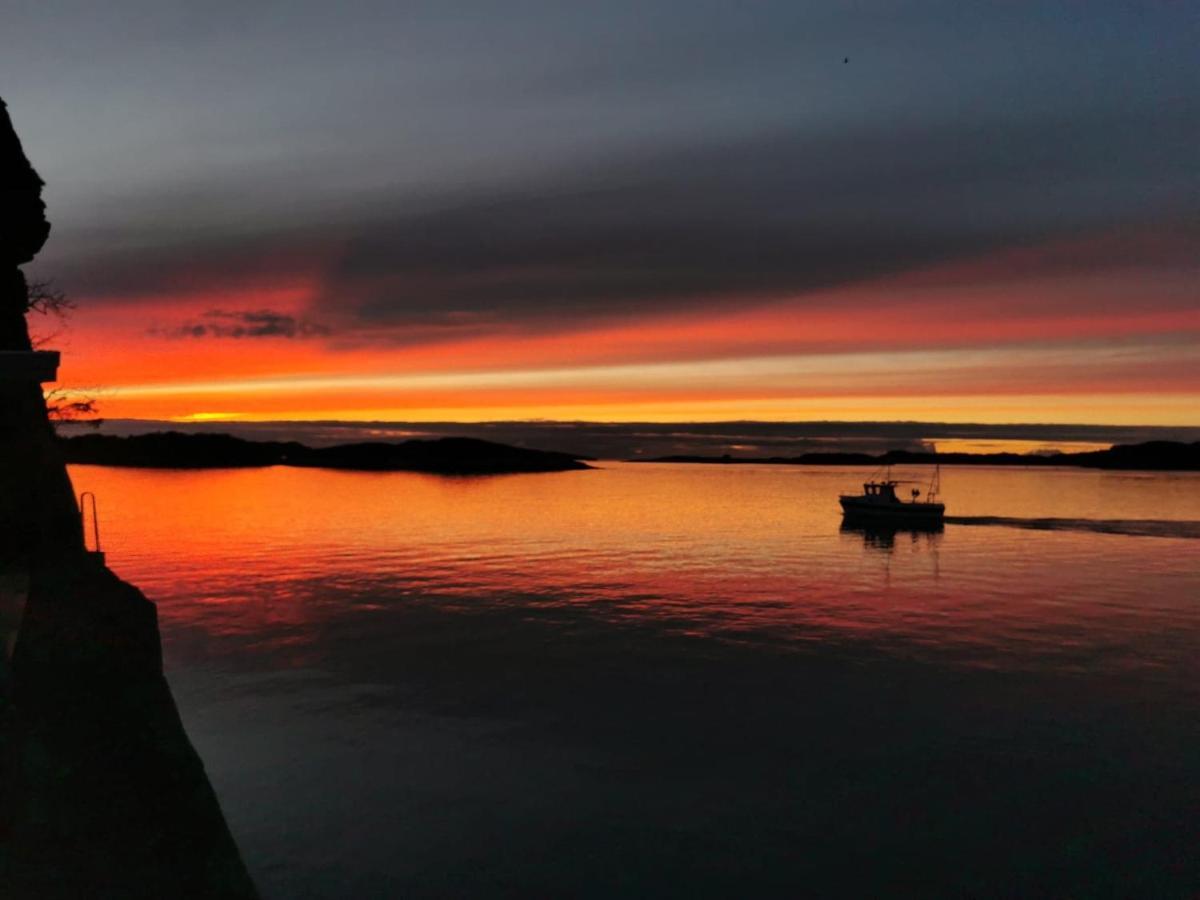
xmin=636 ymin=441 xmax=1200 ymax=472
xmin=60 ymin=432 xmax=591 ymax=475
xmin=59 ymin=432 xmax=1200 ymax=473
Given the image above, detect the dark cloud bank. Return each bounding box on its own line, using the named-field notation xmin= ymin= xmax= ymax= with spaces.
xmin=153 ymin=309 xmax=329 ymax=339
xmin=50 ymin=98 xmax=1199 ymax=342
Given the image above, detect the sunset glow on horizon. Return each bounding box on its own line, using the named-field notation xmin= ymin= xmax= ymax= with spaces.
xmin=45 ymin=223 xmax=1200 ymax=426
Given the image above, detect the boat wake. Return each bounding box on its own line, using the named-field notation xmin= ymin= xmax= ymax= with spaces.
xmin=944 ymin=516 xmax=1200 ymax=539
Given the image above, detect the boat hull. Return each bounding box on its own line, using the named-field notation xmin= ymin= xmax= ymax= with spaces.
xmin=839 ymin=496 xmax=945 ymax=522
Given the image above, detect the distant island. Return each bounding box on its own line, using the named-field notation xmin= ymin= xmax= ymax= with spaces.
xmin=638 ymin=441 xmax=1200 ymax=471
xmin=61 ymin=434 xmax=1200 ymax=473
xmin=61 ymin=432 xmax=591 ymax=475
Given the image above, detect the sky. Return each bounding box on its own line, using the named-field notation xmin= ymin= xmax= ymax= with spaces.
xmin=4 ymin=1 xmax=1198 ymax=426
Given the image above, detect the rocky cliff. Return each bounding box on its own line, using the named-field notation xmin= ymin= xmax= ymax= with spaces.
xmin=0 ymin=97 xmax=258 ymax=899
xmin=0 ymin=98 xmax=83 ymax=566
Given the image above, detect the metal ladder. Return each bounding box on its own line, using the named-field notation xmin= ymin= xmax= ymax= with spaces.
xmin=78 ymin=491 xmax=105 ymax=561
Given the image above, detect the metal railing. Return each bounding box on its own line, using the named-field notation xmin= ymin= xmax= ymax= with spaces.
xmin=78 ymin=491 xmax=101 ymax=555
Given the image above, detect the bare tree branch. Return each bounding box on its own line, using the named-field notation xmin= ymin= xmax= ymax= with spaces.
xmin=26 ymin=278 xmax=75 ymax=317
xmin=25 ymin=278 xmax=101 ymax=426
xmin=44 ymin=387 xmax=102 ymax=428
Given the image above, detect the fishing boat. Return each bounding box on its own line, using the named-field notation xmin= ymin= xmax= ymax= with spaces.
xmin=839 ymin=466 xmax=944 ymax=524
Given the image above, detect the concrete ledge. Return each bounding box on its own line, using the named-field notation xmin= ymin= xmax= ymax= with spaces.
xmin=0 ymin=350 xmax=59 ymax=383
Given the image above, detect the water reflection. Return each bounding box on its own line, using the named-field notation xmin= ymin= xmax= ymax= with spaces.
xmin=60 ymin=462 xmax=1200 ymax=899
xmin=839 ymin=519 xmax=943 ymax=552
xmin=62 ymin=461 xmax=1200 ymax=685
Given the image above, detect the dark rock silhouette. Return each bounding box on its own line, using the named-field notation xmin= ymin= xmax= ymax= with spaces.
xmin=0 ymin=97 xmax=257 ymax=898
xmin=4 ymin=562 xmax=257 ymax=899
xmin=0 ymin=99 xmax=82 ymax=567
xmin=1070 ymin=440 xmax=1200 ymax=470
xmin=62 ymin=431 xmax=592 ymax=474
xmin=0 ymin=97 xmax=50 ymax=355
xmin=299 ymin=436 xmax=590 ymax=473
xmin=63 ymin=431 xmax=307 ymax=468
xmin=61 ymin=431 xmax=1200 ymax=473
xmin=0 ymin=99 xmax=50 ymax=269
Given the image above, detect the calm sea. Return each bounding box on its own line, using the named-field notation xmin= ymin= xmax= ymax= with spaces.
xmin=69 ymin=462 xmax=1200 ymax=899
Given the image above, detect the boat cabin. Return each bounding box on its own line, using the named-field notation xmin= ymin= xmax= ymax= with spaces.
xmin=862 ymin=480 xmax=900 ymax=501
xmin=840 ymin=468 xmax=944 ymax=521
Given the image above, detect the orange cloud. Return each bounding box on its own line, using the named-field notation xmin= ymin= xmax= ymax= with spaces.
xmin=47 ymin=226 xmax=1200 ymax=426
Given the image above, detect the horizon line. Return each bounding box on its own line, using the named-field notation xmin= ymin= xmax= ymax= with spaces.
xmin=70 ymin=416 xmax=1200 ymax=434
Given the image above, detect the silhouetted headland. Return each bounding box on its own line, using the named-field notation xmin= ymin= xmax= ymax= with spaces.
xmin=62 ymin=432 xmax=591 ymax=474
xmin=0 ymin=97 xmax=257 ymax=899
xmin=640 ymin=440 xmax=1200 ymax=472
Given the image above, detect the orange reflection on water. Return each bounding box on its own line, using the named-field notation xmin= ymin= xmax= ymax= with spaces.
xmin=67 ymin=462 xmax=1200 ymax=681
